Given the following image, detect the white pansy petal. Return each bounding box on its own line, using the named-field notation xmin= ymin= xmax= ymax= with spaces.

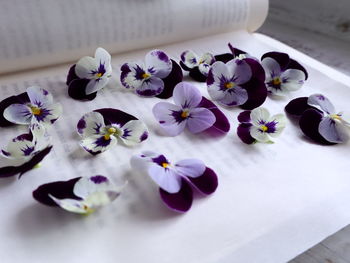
xmin=80 ymin=135 xmax=117 ymax=154
xmin=226 ymin=59 xmax=252 ymax=84
xmin=77 ymin=112 xmax=105 ymax=137
xmin=85 ymin=77 xmax=109 ymax=95
xmin=308 ymin=94 xmax=335 ymax=114
xmin=75 ymin=56 xmax=98 ymax=79
xmin=186 ymin=108 xmax=216 ymax=133
xmin=119 ymin=120 xmax=148 ymax=146
xmin=49 ymin=195 xmax=87 ymax=214
xmin=35 ymin=102 xmax=62 ymax=125
xmin=200 ymin=52 xmax=215 ymax=65
xmin=268 ymin=114 xmax=287 ymax=138
xmin=84 ymin=191 xmax=120 ymax=208
xmin=4 ymin=104 xmax=32 ymax=125
xmin=73 ymin=175 xmax=112 ymax=198
xmin=121 ymin=65 xmax=144 ymax=90
xmin=95 ymin=47 xmax=112 ymax=74
xmin=319 ymin=117 xmax=350 ymax=143
xmin=250 ymin=126 xmax=270 ymax=143
xmin=130 ymin=151 xmax=160 ymax=172
xmin=261 ymin=57 xmax=281 ymax=80
xmin=145 ymin=50 xmax=172 ymax=78
xmin=217 ymin=87 xmax=248 ymax=107
xmin=4 ymin=135 xmax=35 ymax=158
xmin=175 ymin=159 xmax=206 ymax=178
xmin=198 ymin=63 xmax=211 ymax=76
xmin=180 ymin=50 xmax=198 ymax=68
xmin=148 ymin=165 xmax=182 ymax=194
xmin=173 ymin=82 xmax=202 ymax=109
xmin=136 ymin=77 xmax=164 ymax=97
xmin=281 ymin=69 xmax=305 ymax=91
xmin=27 ymin=86 xmax=53 ymax=105
xmin=251 ymin=107 xmax=270 ymax=127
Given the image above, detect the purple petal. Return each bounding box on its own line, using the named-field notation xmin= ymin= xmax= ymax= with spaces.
xmin=308 ymin=94 xmax=335 ymax=114
xmin=299 ymin=109 xmax=334 ymax=145
xmin=175 ymin=159 xmax=206 ymax=178
xmin=285 ymin=97 xmax=316 ymax=116
xmin=228 ymin=43 xmax=247 ymax=57
xmin=68 ymin=78 xmax=97 ymax=101
xmin=179 ymin=60 xmax=192 ymax=72
xmin=145 ymin=50 xmax=172 ymax=78
xmin=237 ymin=123 xmax=256 ymax=144
xmin=187 ymin=167 xmax=218 ymax=195
xmin=214 ymin=53 xmax=234 ymax=63
xmin=33 ymin=177 xmax=82 ymax=206
xmin=0 ymin=92 xmax=30 ymax=127
xmin=173 ymin=82 xmax=202 ymax=109
xmin=186 ymin=108 xmax=216 ymax=133
xmin=238 ymin=110 xmax=251 ymax=123
xmin=245 ymin=58 xmax=265 ymax=82
xmin=66 ymin=65 xmax=79 ymax=85
xmin=261 ymin=52 xmax=290 ymax=71
xmin=240 ymin=78 xmax=267 ymax=110
xmin=156 ymin=60 xmax=183 ymax=99
xmin=318 ymin=117 xmax=349 ymax=143
xmin=94 ymin=108 xmax=137 ymax=126
xmin=148 ymin=164 xmax=182 ymax=193
xmin=189 ymin=66 xmax=207 ymax=82
xmin=136 ymin=77 xmax=164 ymax=97
xmin=197 ymin=97 xmax=230 ymax=133
xmin=159 ymin=179 xmax=193 ymax=212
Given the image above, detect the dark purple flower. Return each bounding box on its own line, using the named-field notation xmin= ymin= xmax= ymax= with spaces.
xmin=120 ymin=50 xmax=183 ymax=99
xmin=285 ymin=94 xmax=350 ymax=144
xmin=33 ymin=175 xmax=125 ymax=214
xmin=179 ymin=50 xmax=216 ymax=82
xmin=77 ymin=108 xmax=148 ymax=155
xmin=0 ymin=123 xmax=52 ymax=178
xmin=67 ymin=47 xmax=112 ymax=101
xmin=131 ymin=151 xmax=218 ymax=212
xmin=261 ymin=52 xmax=307 ymax=96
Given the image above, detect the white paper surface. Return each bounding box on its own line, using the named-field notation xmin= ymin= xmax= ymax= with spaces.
xmin=0 ymin=31 xmax=349 ymax=263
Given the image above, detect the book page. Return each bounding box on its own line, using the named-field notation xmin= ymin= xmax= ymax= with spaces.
xmin=0 ymin=0 xmax=268 ymax=74
xmin=1 ymin=30 xmax=349 ymax=263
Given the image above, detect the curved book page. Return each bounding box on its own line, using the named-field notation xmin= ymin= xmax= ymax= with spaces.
xmin=0 ymin=0 xmax=268 ymax=74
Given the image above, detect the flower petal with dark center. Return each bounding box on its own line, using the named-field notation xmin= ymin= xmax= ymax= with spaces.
xmin=186 ymin=167 xmax=218 ymax=195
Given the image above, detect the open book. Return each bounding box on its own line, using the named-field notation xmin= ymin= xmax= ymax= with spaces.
xmin=1 ymin=1 xmax=350 ymax=263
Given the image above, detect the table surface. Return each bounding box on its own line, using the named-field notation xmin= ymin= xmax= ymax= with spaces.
xmin=259 ymin=6 xmax=350 ymax=263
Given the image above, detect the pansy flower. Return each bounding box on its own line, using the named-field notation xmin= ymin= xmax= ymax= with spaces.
xmin=215 ymin=43 xmax=256 ymax=63
xmin=207 ymin=56 xmax=267 ymax=109
xmin=33 ymin=175 xmax=125 ymax=214
xmin=1 ymin=86 xmax=62 ymax=127
xmin=67 ymin=47 xmax=112 ymax=100
xmin=153 ymin=82 xmax=230 ymax=136
xmin=77 ymin=108 xmax=148 ymax=155
xmin=237 ymin=107 xmax=286 ymax=144
xmin=0 ymin=123 xmax=52 ymax=178
xmin=261 ymin=52 xmax=308 ymax=96
xmin=179 ymin=50 xmax=215 ymax=82
xmin=285 ymin=94 xmax=350 ymax=144
xmin=131 ymin=151 xmax=218 ymax=212
xmin=120 ymin=49 xmax=183 ymax=99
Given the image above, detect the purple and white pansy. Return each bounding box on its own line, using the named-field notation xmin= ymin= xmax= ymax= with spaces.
xmin=120 ymin=49 xmax=183 ymax=99
xmin=0 ymin=123 xmax=53 ymax=178
xmin=285 ymin=94 xmax=350 ymax=144
xmin=33 ymin=175 xmax=126 ymax=214
xmin=2 ymin=86 xmax=62 ymax=126
xmin=261 ymin=52 xmax=308 ymax=96
xmin=67 ymin=47 xmax=112 ymax=100
xmin=153 ymin=82 xmax=230 ymax=136
xmin=179 ymin=50 xmax=216 ymax=82
xmin=77 ymin=108 xmax=148 ymax=155
xmin=131 ymin=151 xmax=218 ymax=212
xmin=237 ymin=107 xmax=286 ymax=144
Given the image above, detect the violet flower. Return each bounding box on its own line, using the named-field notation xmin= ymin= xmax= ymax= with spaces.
xmin=33 ymin=175 xmax=125 ymax=214
xmin=77 ymin=108 xmax=148 ymax=155
xmin=0 ymin=123 xmax=52 ymax=178
xmin=237 ymin=107 xmax=286 ymax=144
xmin=2 ymin=86 xmax=62 ymax=126
xmin=67 ymin=47 xmax=112 ymax=100
xmin=153 ymin=82 xmax=230 ymax=136
xmin=261 ymin=52 xmax=308 ymax=96
xmin=214 ymin=43 xmax=256 ymax=63
xmin=120 ymin=49 xmax=183 ymax=99
xmin=285 ymin=94 xmax=349 ymax=144
xmin=131 ymin=151 xmax=218 ymax=212
xmin=179 ymin=50 xmax=215 ymax=82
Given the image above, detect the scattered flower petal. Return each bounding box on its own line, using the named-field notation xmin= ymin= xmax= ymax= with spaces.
xmin=77 ymin=108 xmax=148 ymax=155
xmin=67 ymin=47 xmax=112 ymax=100
xmin=33 ymin=175 xmax=125 ymax=214
xmin=131 ymin=151 xmax=218 ymax=212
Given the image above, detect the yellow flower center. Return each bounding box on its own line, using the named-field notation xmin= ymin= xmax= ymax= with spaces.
xmin=181 ymin=110 xmax=190 ymax=118
xmin=260 ymin=125 xmax=268 ymax=132
xmin=108 ymin=127 xmax=117 ymax=133
xmin=162 ymin=162 xmax=169 ymax=168
xmin=104 ymin=134 xmax=111 ymax=140
xmin=83 ymin=205 xmax=95 ymax=214
xmin=272 ymin=77 xmax=281 ymax=86
xmin=96 ymin=72 xmax=103 ymax=78
xmin=330 ymin=114 xmax=342 ymax=121
xmin=142 ymin=73 xmax=151 ymax=79
xmin=224 ymin=82 xmax=235 ymax=89
xmin=30 ymin=106 xmax=41 ymax=115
